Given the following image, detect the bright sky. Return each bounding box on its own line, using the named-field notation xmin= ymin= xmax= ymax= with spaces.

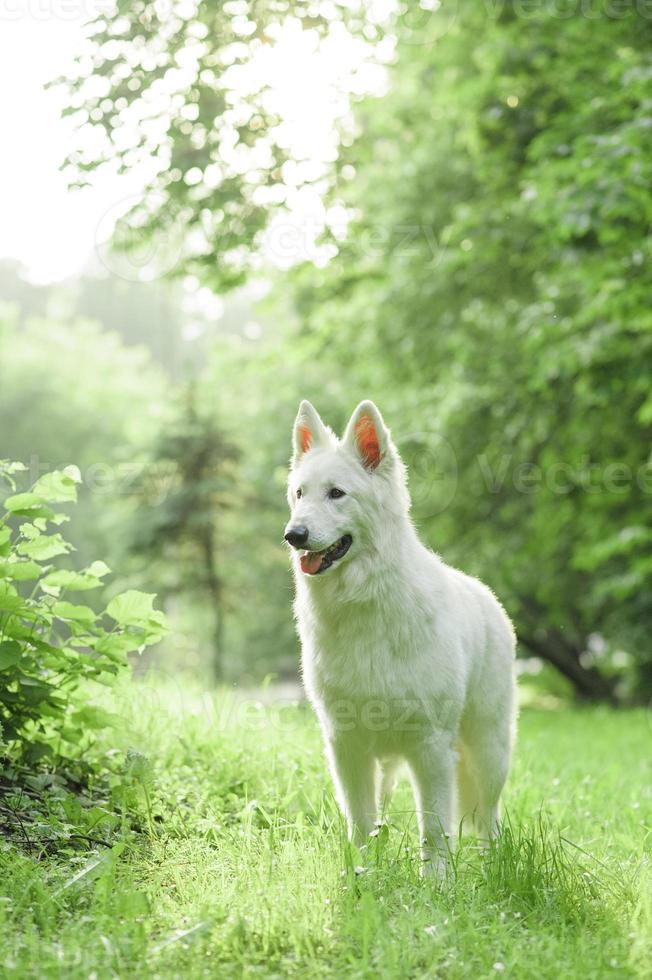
xmin=0 ymin=8 xmax=140 ymax=282
xmin=0 ymin=7 xmax=389 ymax=285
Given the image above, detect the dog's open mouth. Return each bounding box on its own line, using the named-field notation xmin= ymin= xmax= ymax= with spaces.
xmin=300 ymin=534 xmax=352 ymax=575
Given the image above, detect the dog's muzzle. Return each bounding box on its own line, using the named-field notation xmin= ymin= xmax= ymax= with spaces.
xmin=299 ymin=534 xmax=353 ymax=575
xmin=285 ymin=525 xmax=309 ymax=549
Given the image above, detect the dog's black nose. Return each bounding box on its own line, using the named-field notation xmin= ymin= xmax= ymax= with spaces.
xmin=285 ymin=525 xmax=309 ymax=548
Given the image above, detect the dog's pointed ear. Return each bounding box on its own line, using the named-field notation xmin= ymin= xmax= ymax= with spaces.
xmin=292 ymin=400 xmax=331 ymax=465
xmin=343 ymin=401 xmax=391 ymax=471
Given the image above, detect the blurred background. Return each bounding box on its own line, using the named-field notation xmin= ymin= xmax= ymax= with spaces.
xmin=1 ymin=0 xmax=651 ymax=702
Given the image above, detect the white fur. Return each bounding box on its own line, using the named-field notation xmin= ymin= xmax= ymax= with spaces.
xmin=286 ymin=400 xmax=517 ymax=876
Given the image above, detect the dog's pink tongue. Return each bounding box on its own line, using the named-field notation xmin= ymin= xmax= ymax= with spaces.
xmin=300 ymin=551 xmax=323 ymax=575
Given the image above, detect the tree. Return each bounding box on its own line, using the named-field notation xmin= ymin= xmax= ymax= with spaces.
xmin=289 ymin=3 xmax=652 ymax=699
xmin=56 ymin=0 xmax=380 ymax=291
xmin=0 ymin=306 xmax=168 ymax=570
xmin=130 ymin=384 xmax=240 ymax=681
xmin=53 ymin=0 xmax=652 ymax=697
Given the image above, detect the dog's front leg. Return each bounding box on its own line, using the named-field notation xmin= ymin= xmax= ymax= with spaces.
xmin=406 ymin=736 xmax=455 ymax=878
xmin=326 ymin=735 xmax=376 ymax=847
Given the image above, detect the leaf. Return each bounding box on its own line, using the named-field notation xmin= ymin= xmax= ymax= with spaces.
xmin=0 ymin=461 xmax=27 ymax=477
xmin=0 ymin=525 xmax=11 ymax=556
xmin=0 ymin=641 xmax=21 ymax=670
xmin=63 ymin=464 xmax=82 ymax=482
xmin=0 ymin=470 xmax=23 ymax=494
xmin=49 ymin=513 xmax=70 ymax=526
xmin=86 ymin=560 xmax=111 ymax=578
xmin=0 ymin=621 xmax=35 ymax=641
xmin=18 ymin=523 xmax=41 ymax=540
xmin=42 ymin=569 xmax=103 ymax=592
xmin=141 ymin=610 xmax=169 ymax=644
xmin=32 ymin=467 xmax=81 ymax=503
xmin=72 ymin=705 xmax=121 ymax=729
xmin=53 ymin=601 xmax=96 ymax=625
xmin=39 ymin=583 xmax=61 ymax=598
xmin=0 ymin=560 xmax=42 ymax=581
xmin=17 ymin=534 xmax=73 ymax=560
xmin=17 ymin=676 xmax=54 ymax=703
xmin=3 ymin=493 xmax=55 ymax=519
xmin=106 ymin=590 xmax=156 ymax=626
xmin=93 ymin=632 xmax=145 ymax=661
xmin=0 ymin=583 xmax=26 ymax=613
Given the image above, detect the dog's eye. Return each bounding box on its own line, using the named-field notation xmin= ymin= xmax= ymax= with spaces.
xmin=328 ymin=487 xmax=345 ymax=500
xmin=296 ymin=488 xmax=303 ymax=499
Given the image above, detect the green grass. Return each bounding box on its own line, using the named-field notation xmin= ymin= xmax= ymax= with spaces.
xmin=1 ymin=683 xmax=651 ymax=978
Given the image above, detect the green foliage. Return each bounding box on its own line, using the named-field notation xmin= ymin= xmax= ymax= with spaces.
xmin=285 ymin=3 xmax=652 ymax=698
xmin=0 ymin=460 xmax=167 ymax=768
xmin=55 ymin=0 xmax=376 ymax=290
xmin=129 ymin=385 xmax=241 ymax=680
xmin=0 ymin=308 xmax=170 ymax=582
xmin=0 ymin=259 xmax=203 ymax=376
xmin=46 ymin=2 xmax=652 ymax=697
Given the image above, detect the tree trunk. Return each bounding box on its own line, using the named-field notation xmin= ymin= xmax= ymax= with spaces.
xmin=519 ymin=630 xmax=617 ymax=703
xmin=200 ymin=528 xmax=223 ymax=684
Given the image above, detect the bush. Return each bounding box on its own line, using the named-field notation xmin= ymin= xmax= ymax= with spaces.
xmin=0 ymin=460 xmax=167 ymax=770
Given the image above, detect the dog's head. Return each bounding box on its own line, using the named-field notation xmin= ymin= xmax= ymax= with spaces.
xmin=285 ymin=400 xmax=409 ymax=578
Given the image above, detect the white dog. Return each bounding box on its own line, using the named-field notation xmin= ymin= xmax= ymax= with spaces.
xmin=285 ymin=400 xmax=516 ymax=875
